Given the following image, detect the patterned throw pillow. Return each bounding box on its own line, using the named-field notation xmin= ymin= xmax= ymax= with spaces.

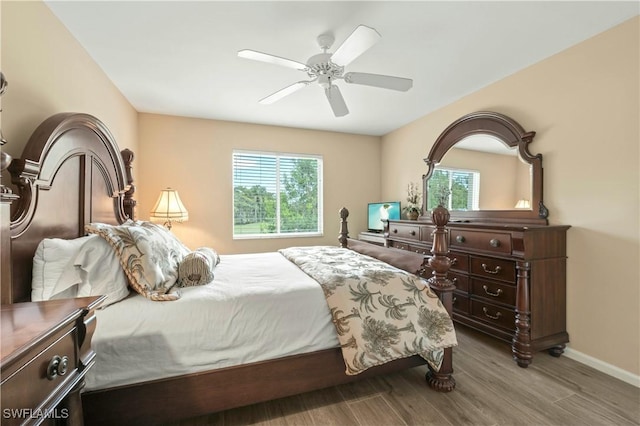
xmin=85 ymin=220 xmax=190 ymax=301
xmin=178 ymin=247 xmax=220 ymax=287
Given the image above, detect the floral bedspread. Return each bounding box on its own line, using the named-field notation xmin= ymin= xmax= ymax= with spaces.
xmin=279 ymin=246 xmax=457 ymax=375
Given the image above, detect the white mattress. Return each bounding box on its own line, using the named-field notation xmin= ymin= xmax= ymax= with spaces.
xmin=86 ymin=252 xmax=339 ymax=391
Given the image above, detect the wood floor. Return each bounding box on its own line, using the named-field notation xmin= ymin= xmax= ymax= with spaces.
xmin=167 ymin=325 xmax=640 ymax=426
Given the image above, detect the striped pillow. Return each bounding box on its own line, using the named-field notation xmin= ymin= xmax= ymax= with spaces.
xmin=178 ymin=247 xmax=220 ymax=287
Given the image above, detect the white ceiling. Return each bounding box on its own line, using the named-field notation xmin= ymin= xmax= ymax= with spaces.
xmin=45 ymin=1 xmax=638 ymax=136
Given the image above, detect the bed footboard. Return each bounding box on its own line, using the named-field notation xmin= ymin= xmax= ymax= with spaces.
xmin=339 ymin=206 xmax=456 ymax=392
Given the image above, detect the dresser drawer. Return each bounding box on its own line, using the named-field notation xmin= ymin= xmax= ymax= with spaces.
xmin=452 ymin=292 xmax=470 ymax=314
xmin=470 ymin=255 xmax=516 ymax=282
xmin=388 ymin=223 xmax=422 ymax=241
xmin=470 ymin=300 xmax=516 ymax=331
xmin=449 ymin=251 xmax=469 ymax=273
xmin=450 ymin=229 xmax=512 ymax=255
xmin=449 ymin=272 xmax=469 ymax=292
xmin=419 ymin=226 xmax=435 ymax=243
xmin=1 ymin=327 xmax=78 ymax=416
xmin=471 ymin=278 xmax=516 ymax=307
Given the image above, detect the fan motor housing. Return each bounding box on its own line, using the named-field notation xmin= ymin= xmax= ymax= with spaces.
xmin=306 ymin=53 xmax=343 ymax=86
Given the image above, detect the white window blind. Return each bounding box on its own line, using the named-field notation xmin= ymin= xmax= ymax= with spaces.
xmin=232 ymin=150 xmax=323 ymax=238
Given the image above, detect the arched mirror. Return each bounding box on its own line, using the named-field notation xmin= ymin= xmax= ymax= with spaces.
xmin=422 ymin=111 xmax=548 ymax=225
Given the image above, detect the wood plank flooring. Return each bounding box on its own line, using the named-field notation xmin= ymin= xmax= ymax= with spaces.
xmin=167 ymin=325 xmax=640 ymax=426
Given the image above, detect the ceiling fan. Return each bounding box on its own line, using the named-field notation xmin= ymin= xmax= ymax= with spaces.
xmin=238 ymin=25 xmax=413 ymax=117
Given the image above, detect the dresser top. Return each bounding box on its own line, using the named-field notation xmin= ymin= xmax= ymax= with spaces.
xmin=389 ymin=219 xmax=571 ymax=232
xmin=1 ymin=297 xmax=104 ymax=367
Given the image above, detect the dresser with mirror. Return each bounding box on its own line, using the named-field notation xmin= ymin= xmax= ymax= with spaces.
xmin=385 ymin=111 xmax=570 ymax=367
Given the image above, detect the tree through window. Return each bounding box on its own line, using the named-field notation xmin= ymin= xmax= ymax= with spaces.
xmin=233 ymin=151 xmax=323 ymax=238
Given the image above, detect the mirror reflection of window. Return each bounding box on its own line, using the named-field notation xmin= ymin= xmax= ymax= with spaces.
xmin=427 ymin=167 xmax=480 ymax=211
xmin=435 ymin=141 xmax=531 ymax=211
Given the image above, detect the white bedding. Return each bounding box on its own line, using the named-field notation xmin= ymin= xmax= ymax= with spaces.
xmin=86 ymin=252 xmax=340 ymax=391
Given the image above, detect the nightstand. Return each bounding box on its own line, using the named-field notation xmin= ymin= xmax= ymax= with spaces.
xmin=1 ymin=296 xmax=105 ymax=425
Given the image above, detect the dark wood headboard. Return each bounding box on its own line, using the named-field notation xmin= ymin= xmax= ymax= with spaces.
xmin=4 ymin=113 xmax=135 ymax=304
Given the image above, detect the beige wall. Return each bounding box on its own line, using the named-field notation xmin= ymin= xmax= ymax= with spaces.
xmin=0 ymin=1 xmax=137 ymax=161
xmin=137 ymin=114 xmax=380 ymax=253
xmin=383 ymin=17 xmax=640 ymax=376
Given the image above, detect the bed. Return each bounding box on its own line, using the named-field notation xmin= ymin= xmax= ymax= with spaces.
xmin=3 ymin=113 xmax=457 ymax=425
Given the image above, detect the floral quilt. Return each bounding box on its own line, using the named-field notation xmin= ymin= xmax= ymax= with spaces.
xmin=279 ymin=246 xmax=457 ymax=375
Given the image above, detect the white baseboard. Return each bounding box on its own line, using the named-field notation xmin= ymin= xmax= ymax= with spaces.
xmin=564 ymin=348 xmax=640 ymax=388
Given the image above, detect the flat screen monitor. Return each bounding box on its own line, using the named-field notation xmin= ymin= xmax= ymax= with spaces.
xmin=367 ymin=201 xmax=401 ymax=232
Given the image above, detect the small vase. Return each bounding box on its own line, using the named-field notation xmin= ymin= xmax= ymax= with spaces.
xmin=407 ymin=210 xmax=419 ymax=220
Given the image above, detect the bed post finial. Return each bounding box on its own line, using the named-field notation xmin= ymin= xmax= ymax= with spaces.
xmin=425 ymin=204 xmax=456 ymax=392
xmin=338 ymin=207 xmax=349 ymax=248
xmin=121 ymin=149 xmax=136 ymax=220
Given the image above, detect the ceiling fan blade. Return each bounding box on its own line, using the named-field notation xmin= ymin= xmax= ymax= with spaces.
xmin=238 ymin=49 xmax=308 ymax=71
xmin=259 ymin=81 xmax=312 ymax=104
xmin=330 ymin=25 xmax=381 ymax=67
xmin=325 ymin=85 xmax=349 ymax=117
xmin=344 ymin=72 xmax=413 ymax=91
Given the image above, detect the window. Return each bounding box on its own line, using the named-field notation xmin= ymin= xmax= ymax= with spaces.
xmin=427 ymin=167 xmax=480 ymax=211
xmin=232 ymin=150 xmax=323 ymax=238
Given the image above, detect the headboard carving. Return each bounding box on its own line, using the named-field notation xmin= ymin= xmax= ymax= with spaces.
xmin=121 ymin=148 xmax=137 ymax=220
xmin=5 ymin=113 xmax=134 ymax=303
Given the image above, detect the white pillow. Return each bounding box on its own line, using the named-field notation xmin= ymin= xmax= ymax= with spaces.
xmin=51 ymin=236 xmax=130 ymax=307
xmin=32 ymin=235 xmax=95 ymax=301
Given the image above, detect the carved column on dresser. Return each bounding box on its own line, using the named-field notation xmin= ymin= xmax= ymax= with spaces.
xmin=424 ymin=205 xmax=456 ymax=392
xmin=513 ymin=261 xmax=533 ymax=367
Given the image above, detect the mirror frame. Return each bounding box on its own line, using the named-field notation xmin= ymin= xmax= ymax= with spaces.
xmin=422 ymin=111 xmax=548 ymax=225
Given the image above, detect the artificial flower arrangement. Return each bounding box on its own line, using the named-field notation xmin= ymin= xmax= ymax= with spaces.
xmin=403 ymin=182 xmax=422 ymax=218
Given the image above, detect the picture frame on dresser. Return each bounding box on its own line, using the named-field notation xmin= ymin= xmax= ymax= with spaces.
xmin=385 ymin=111 xmax=570 ymax=368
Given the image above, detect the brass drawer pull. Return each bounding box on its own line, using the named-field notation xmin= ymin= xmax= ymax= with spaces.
xmin=482 ymin=307 xmax=502 ymax=320
xmin=456 ymin=235 xmax=465 ymax=243
xmin=450 ymin=258 xmax=458 ymax=266
xmin=481 ymin=263 xmax=502 ymax=275
xmin=489 ymin=238 xmax=501 ymax=248
xmin=46 ymin=355 xmax=69 ymax=381
xmin=410 ymin=230 xmax=416 ymax=236
xmin=482 ymin=285 xmax=503 ymax=297
xmin=452 ymin=297 xmax=457 ymax=305
xmin=392 ymin=228 xmax=398 ymax=233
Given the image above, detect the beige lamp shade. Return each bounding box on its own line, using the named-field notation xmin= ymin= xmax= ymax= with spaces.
xmin=514 ymin=199 xmax=531 ymax=209
xmin=150 ymin=188 xmax=189 ymax=230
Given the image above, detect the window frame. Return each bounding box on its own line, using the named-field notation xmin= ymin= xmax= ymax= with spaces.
xmin=232 ymin=149 xmax=324 ymax=240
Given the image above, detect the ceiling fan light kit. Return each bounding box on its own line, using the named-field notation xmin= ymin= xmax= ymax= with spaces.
xmin=238 ymin=25 xmax=413 ymax=117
